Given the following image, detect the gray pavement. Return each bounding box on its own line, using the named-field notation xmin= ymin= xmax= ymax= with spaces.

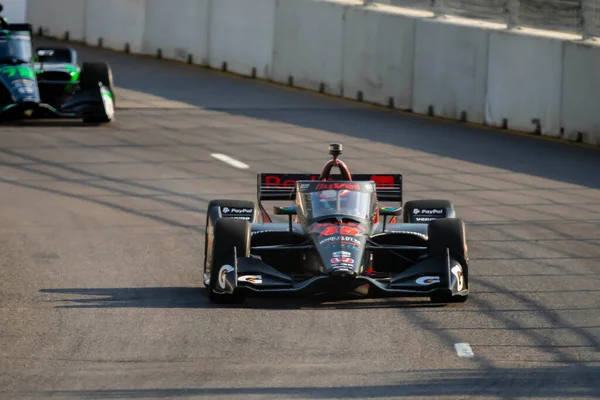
xmin=0 ymin=39 xmax=598 ymax=399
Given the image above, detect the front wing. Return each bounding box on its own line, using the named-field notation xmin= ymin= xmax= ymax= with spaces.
xmin=0 ymin=84 xmax=114 ymax=121
xmin=215 ymin=250 xmax=468 ymax=299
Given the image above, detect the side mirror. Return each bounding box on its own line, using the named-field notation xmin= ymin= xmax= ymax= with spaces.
xmin=379 ymin=207 xmax=402 ymax=216
xmin=273 ymin=206 xmax=296 ymax=216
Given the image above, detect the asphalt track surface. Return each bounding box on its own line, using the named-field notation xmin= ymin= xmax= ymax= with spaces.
xmin=1 ymin=39 xmax=599 ymax=400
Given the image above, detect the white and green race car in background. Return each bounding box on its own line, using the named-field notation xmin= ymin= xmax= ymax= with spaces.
xmin=0 ymin=7 xmax=115 ymax=124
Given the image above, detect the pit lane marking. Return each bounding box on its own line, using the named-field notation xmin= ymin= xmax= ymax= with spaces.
xmin=455 ymin=343 xmax=474 ymax=358
xmin=211 ymin=153 xmax=249 ymax=170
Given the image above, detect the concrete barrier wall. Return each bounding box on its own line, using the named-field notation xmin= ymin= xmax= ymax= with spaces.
xmin=26 ymin=0 xmax=85 ymax=41
xmin=486 ymin=30 xmax=564 ymax=136
xmin=85 ymin=0 xmax=147 ymax=53
xmin=209 ymin=0 xmax=276 ymax=79
xmin=3 ymin=0 xmax=27 ymax=23
xmin=413 ymin=18 xmax=494 ymax=124
xmin=23 ymin=0 xmax=600 ymax=146
xmin=144 ymin=0 xmax=210 ymax=64
xmin=561 ymin=41 xmax=600 ymax=145
xmin=273 ymin=0 xmax=351 ymax=95
xmin=343 ymin=6 xmax=417 ymax=109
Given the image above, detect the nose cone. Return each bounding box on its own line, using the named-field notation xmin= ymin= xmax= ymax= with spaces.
xmin=0 ymin=65 xmax=41 ymax=104
xmin=310 ymin=222 xmax=367 ymax=277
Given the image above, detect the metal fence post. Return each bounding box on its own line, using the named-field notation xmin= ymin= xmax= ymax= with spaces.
xmin=506 ymin=0 xmax=520 ymax=29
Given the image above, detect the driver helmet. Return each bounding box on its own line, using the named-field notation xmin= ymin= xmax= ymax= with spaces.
xmin=316 ymin=189 xmax=360 ymax=216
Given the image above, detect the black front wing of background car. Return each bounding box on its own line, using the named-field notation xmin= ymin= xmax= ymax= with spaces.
xmin=0 ymin=84 xmax=114 ymax=121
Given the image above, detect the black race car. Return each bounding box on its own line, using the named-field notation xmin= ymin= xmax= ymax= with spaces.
xmin=0 ymin=21 xmax=115 ymax=123
xmin=203 ymin=144 xmax=470 ymax=305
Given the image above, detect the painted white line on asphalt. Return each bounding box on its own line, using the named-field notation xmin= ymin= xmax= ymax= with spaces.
xmin=211 ymin=153 xmax=249 ymax=170
xmin=455 ymin=343 xmax=474 ymax=358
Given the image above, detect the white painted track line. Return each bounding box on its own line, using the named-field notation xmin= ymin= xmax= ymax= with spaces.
xmin=211 ymin=153 xmax=250 ymax=170
xmin=455 ymin=343 xmax=475 ymax=358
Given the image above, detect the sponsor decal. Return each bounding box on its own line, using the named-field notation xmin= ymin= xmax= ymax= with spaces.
xmin=414 ymin=208 xmax=444 ymax=215
xmin=416 ymin=276 xmax=440 ymax=285
xmin=414 ymin=217 xmax=436 ymax=223
xmin=319 ymin=236 xmax=340 ymax=245
xmin=340 ymin=226 xmax=362 ymax=236
xmin=332 ymin=264 xmax=353 ymax=271
xmin=313 ymin=222 xmax=365 ymax=237
xmin=239 ymin=275 xmax=263 ymax=284
xmin=218 ymin=265 xmax=234 ymax=289
xmin=0 ymin=65 xmax=36 ymax=79
xmin=252 ymin=229 xmax=283 ymax=235
xmin=300 ymin=183 xmax=310 ymax=189
xmin=315 ymin=182 xmax=360 ymax=191
xmin=320 ymin=226 xmax=338 ymax=237
xmin=319 ymin=236 xmax=361 ymax=248
xmin=370 ymin=175 xmax=395 ymax=187
xmin=332 ymin=251 xmax=351 ymax=258
xmin=451 ymin=264 xmax=464 ymax=291
xmin=222 ymin=207 xmax=253 ymax=214
xmin=11 ymin=79 xmax=35 ymax=87
xmin=341 ymin=236 xmax=360 ymax=245
xmin=331 ymin=257 xmax=354 ymax=264
xmin=263 ymin=175 xmax=304 ymax=188
xmin=17 ymin=86 xmax=35 ymax=94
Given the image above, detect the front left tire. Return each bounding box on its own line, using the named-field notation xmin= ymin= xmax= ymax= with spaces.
xmin=207 ymin=218 xmax=250 ymax=304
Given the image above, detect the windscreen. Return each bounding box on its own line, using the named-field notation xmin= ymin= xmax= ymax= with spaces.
xmin=0 ymin=32 xmax=32 ymax=63
xmin=299 ymin=189 xmax=375 ymax=221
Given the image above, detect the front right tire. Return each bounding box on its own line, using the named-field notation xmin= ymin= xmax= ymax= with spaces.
xmin=80 ymin=62 xmax=115 ymax=123
xmin=427 ymin=218 xmax=469 ymax=304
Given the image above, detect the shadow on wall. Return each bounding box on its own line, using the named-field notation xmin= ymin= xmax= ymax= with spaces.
xmin=32 ymin=38 xmax=600 ymax=191
xmin=40 ymin=365 xmax=600 ymax=398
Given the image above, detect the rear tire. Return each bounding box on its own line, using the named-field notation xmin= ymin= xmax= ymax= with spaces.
xmin=203 ymin=199 xmax=256 ymax=280
xmin=207 ymin=218 xmax=250 ymax=304
xmin=402 ymin=199 xmax=456 ymax=223
xmin=427 ymin=218 xmax=469 ymax=304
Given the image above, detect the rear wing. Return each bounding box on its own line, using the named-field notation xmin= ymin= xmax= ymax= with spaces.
xmin=257 ymin=173 xmax=402 ymax=203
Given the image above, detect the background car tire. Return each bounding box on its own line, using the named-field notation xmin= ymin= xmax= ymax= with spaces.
xmin=81 ymin=62 xmax=116 ymax=99
xmin=402 ymin=199 xmax=456 ymax=223
xmin=427 ymin=218 xmax=469 ymax=303
xmin=207 ymin=218 xmax=250 ymax=304
xmin=80 ymin=62 xmax=116 ymax=124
